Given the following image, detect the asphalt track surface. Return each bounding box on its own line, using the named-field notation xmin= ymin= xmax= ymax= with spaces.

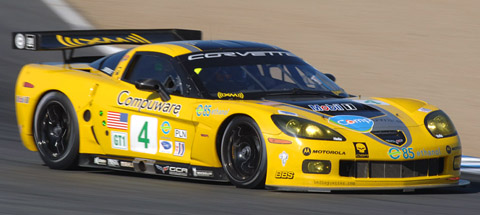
xmin=1 ymin=1 xmax=480 ymax=214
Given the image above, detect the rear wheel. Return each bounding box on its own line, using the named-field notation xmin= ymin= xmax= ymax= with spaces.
xmin=220 ymin=116 xmax=267 ymax=188
xmin=33 ymin=92 xmax=79 ymax=169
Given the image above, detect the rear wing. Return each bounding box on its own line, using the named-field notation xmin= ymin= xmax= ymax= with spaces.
xmin=12 ymin=29 xmax=202 ymax=51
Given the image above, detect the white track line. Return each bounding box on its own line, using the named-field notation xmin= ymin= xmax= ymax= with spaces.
xmin=41 ymin=0 xmax=123 ymax=55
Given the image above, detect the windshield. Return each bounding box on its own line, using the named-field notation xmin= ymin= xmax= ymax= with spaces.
xmin=179 ymin=50 xmax=348 ymax=99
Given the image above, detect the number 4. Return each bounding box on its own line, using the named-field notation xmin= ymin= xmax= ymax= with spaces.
xmin=138 ymin=121 xmax=150 ymax=148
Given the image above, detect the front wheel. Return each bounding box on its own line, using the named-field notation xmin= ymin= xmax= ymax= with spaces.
xmin=33 ymin=92 xmax=79 ymax=169
xmin=220 ymin=116 xmax=267 ymax=188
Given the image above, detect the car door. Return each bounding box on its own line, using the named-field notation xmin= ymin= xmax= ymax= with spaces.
xmin=91 ymin=51 xmax=196 ymax=164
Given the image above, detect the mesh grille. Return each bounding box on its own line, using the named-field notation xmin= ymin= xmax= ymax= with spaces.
xmin=339 ymin=158 xmax=445 ymax=178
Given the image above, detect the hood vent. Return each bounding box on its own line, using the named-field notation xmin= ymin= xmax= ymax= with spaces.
xmin=371 ymin=130 xmax=406 ymax=146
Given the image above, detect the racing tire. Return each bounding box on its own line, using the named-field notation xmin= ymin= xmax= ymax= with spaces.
xmin=220 ymin=116 xmax=267 ymax=188
xmin=33 ymin=92 xmax=79 ymax=170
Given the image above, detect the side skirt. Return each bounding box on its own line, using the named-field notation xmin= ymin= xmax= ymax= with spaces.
xmin=78 ymin=154 xmax=229 ymax=182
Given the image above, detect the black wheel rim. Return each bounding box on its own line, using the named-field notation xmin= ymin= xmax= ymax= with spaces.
xmin=224 ymin=122 xmax=262 ymax=182
xmin=36 ymin=101 xmax=71 ymax=161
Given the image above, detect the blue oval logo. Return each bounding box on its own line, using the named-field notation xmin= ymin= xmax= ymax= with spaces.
xmin=329 ymin=115 xmax=374 ymax=133
xmin=161 ymin=141 xmax=172 ymax=149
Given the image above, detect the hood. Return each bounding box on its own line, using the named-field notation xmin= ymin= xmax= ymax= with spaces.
xmin=271 ymin=98 xmax=414 ymax=147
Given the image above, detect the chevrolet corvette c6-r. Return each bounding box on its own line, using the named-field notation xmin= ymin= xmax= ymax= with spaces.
xmin=12 ymin=29 xmax=469 ymax=191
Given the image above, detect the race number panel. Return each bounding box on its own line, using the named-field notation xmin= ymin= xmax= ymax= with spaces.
xmin=130 ymin=115 xmax=158 ymax=154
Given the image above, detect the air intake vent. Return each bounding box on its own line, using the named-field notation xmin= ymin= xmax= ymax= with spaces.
xmin=371 ymin=130 xmax=406 ymax=146
xmin=339 ymin=158 xmax=445 ymax=178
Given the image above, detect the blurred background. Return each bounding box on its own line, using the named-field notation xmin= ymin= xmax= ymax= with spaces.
xmin=67 ymin=0 xmax=480 ymax=156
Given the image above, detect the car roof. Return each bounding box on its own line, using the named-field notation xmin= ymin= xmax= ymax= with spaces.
xmin=131 ymin=40 xmax=286 ymax=57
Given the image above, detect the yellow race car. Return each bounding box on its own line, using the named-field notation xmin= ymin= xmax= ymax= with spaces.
xmin=13 ymin=29 xmax=469 ymax=191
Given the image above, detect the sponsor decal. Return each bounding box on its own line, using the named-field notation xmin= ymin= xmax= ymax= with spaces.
xmin=354 ymin=142 xmax=369 ymax=158
xmin=120 ymin=161 xmax=134 ymax=168
xmin=16 ymin=96 xmax=30 ymax=104
xmin=277 ymin=110 xmax=298 ymax=116
xmin=107 ymin=111 xmax=128 ymax=130
xmin=192 ymin=168 xmax=214 ymax=178
xmin=329 ymin=115 xmax=374 ymax=133
xmin=174 ymin=141 xmax=185 ymax=156
xmin=200 ymin=134 xmax=209 ymax=137
xmin=56 ymin=33 xmax=150 ymax=48
xmin=161 ymin=121 xmax=171 ymax=134
xmin=93 ymin=157 xmax=107 ymax=166
xmin=313 ymin=181 xmax=355 ymax=186
xmin=279 ymin=151 xmax=289 ymax=167
xmin=275 ymin=171 xmax=294 ymax=179
xmin=154 ymin=165 xmax=188 ymax=176
xmin=217 ymin=92 xmax=244 ymax=99
xmin=187 ymin=51 xmax=296 ymax=61
xmin=117 ymin=90 xmax=181 ymax=117
xmin=416 ymin=147 xmax=441 ymax=157
xmin=101 ymin=67 xmax=114 ymax=75
xmin=389 ymin=147 xmax=441 ymax=159
xmin=174 ymin=129 xmax=187 ymax=139
xmin=356 ymin=100 xmax=389 ymax=105
xmin=111 ymin=131 xmax=128 ymax=150
xmin=107 ymin=159 xmax=120 ymax=167
xmin=308 ymin=103 xmax=357 ymax=112
xmin=196 ymin=104 xmax=229 ymax=117
xmin=418 ymin=107 xmax=432 ymax=113
xmin=302 ymin=147 xmax=346 ymax=156
xmin=159 ymin=140 xmax=173 ymax=154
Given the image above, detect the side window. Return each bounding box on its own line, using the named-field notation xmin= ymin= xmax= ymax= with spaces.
xmin=90 ymin=49 xmax=130 ymax=76
xmin=123 ymin=53 xmax=183 ymax=95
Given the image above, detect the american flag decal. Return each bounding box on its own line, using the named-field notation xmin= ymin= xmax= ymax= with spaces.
xmin=107 ymin=111 xmax=128 ymax=130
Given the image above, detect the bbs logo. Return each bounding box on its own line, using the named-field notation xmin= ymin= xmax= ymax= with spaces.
xmin=275 ymin=171 xmax=294 ymax=179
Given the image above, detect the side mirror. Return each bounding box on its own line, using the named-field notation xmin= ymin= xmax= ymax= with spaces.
xmin=325 ymin=73 xmax=336 ymax=82
xmin=135 ymin=79 xmax=171 ymax=102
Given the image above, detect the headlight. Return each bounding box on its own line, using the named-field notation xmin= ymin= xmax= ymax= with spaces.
xmin=424 ymin=110 xmax=457 ymax=138
xmin=271 ymin=115 xmax=345 ymax=141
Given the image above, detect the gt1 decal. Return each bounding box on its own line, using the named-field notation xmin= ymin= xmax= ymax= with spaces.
xmin=187 ymin=51 xmax=296 ymax=61
xmin=217 ymin=92 xmax=244 ymax=99
xmin=308 ymin=103 xmax=357 ymax=112
xmin=130 ymin=115 xmax=158 ymax=154
xmin=159 ymin=140 xmax=173 ymax=154
xmin=111 ymin=131 xmax=128 ymax=150
xmin=161 ymin=121 xmax=171 ymax=134
xmin=196 ymin=105 xmax=229 ymax=116
xmin=174 ymin=129 xmax=187 ymax=139
xmin=279 ymin=151 xmax=289 ymax=167
xmin=174 ymin=141 xmax=185 ymax=156
xmin=117 ymin=91 xmax=181 ymax=117
xmin=354 ymin=142 xmax=369 ymax=158
xmin=275 ymin=171 xmax=294 ymax=179
xmin=329 ymin=115 xmax=374 ymax=133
